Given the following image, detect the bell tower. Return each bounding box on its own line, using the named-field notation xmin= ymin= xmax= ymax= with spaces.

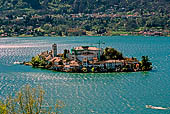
xmin=52 ymin=43 xmax=57 ymax=57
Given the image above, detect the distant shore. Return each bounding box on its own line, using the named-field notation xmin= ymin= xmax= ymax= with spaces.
xmin=1 ymin=33 xmax=170 ymax=38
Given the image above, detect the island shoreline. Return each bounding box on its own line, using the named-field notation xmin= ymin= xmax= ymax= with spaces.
xmin=24 ymin=44 xmax=152 ymax=73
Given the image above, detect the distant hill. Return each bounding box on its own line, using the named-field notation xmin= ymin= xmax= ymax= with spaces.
xmin=0 ymin=0 xmax=170 ymax=14
xmin=0 ymin=0 xmax=169 ymax=37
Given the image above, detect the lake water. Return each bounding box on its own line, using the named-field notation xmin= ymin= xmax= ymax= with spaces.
xmin=0 ymin=36 xmax=170 ymax=114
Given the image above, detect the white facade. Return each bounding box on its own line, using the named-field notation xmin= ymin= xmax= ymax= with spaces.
xmin=71 ymin=46 xmax=103 ymax=61
xmin=105 ymin=60 xmax=124 ymax=69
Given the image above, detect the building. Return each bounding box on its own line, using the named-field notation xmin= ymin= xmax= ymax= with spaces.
xmin=70 ymin=46 xmax=103 ymax=61
xmin=49 ymin=57 xmax=62 ymax=65
xmin=52 ymin=43 xmax=57 ymax=57
xmin=104 ymin=60 xmax=124 ymax=69
xmin=34 ymin=44 xmax=143 ymax=72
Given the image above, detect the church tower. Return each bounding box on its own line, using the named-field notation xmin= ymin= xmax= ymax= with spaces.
xmin=52 ymin=43 xmax=57 ymax=57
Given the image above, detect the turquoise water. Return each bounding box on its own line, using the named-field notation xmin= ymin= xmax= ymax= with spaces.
xmin=0 ymin=36 xmax=170 ymax=114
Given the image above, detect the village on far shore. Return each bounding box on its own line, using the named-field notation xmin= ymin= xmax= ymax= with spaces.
xmin=24 ymin=43 xmax=152 ymax=73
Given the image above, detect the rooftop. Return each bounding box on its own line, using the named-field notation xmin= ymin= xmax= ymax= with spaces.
xmin=73 ymin=46 xmax=100 ymax=51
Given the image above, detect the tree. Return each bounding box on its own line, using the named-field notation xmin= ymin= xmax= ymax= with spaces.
xmin=31 ymin=56 xmax=47 ymax=68
xmin=63 ymin=49 xmax=69 ymax=59
xmin=101 ymin=47 xmax=124 ymax=60
xmin=31 ymin=56 xmax=41 ymax=67
xmin=0 ymin=102 xmax=6 ymax=114
xmin=140 ymin=56 xmax=152 ymax=71
xmin=1 ymin=85 xmax=64 ymax=114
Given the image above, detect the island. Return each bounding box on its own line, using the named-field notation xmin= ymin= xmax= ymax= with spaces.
xmin=24 ymin=43 xmax=152 ymax=73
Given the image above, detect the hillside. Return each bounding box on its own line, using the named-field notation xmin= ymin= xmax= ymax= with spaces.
xmin=0 ymin=0 xmax=170 ymax=37
xmin=0 ymin=0 xmax=170 ymax=14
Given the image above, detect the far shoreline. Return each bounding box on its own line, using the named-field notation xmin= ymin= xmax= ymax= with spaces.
xmin=1 ymin=34 xmax=170 ymax=38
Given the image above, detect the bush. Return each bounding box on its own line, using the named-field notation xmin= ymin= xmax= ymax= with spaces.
xmin=0 ymin=102 xmax=7 ymax=114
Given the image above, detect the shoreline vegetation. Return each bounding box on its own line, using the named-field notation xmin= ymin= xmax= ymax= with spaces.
xmin=1 ymin=33 xmax=170 ymax=38
xmin=24 ymin=44 xmax=152 ymax=73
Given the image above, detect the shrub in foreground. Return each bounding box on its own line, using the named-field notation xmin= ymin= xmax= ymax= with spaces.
xmin=1 ymin=85 xmax=64 ymax=114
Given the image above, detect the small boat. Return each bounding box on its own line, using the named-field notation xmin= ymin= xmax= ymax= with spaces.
xmin=146 ymin=105 xmax=167 ymax=110
xmin=14 ymin=61 xmax=23 ymax=65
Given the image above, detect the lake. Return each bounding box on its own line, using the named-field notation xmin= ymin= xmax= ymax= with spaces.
xmin=0 ymin=36 xmax=170 ymax=114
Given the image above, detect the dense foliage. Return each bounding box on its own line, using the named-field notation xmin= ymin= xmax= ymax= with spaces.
xmin=31 ymin=56 xmax=47 ymax=67
xmin=140 ymin=56 xmax=152 ymax=71
xmin=0 ymin=0 xmax=169 ymax=14
xmin=0 ymin=0 xmax=169 ymax=37
xmin=101 ymin=47 xmax=124 ymax=60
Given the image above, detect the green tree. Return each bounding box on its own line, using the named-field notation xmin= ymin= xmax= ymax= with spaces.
xmin=1 ymin=85 xmax=64 ymax=114
xmin=31 ymin=56 xmax=47 ymax=67
xmin=101 ymin=47 xmax=124 ymax=60
xmin=31 ymin=56 xmax=41 ymax=67
xmin=63 ymin=49 xmax=69 ymax=59
xmin=0 ymin=102 xmax=6 ymax=114
xmin=140 ymin=56 xmax=152 ymax=71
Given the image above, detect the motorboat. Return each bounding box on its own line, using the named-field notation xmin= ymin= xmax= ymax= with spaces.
xmin=146 ymin=105 xmax=167 ymax=110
